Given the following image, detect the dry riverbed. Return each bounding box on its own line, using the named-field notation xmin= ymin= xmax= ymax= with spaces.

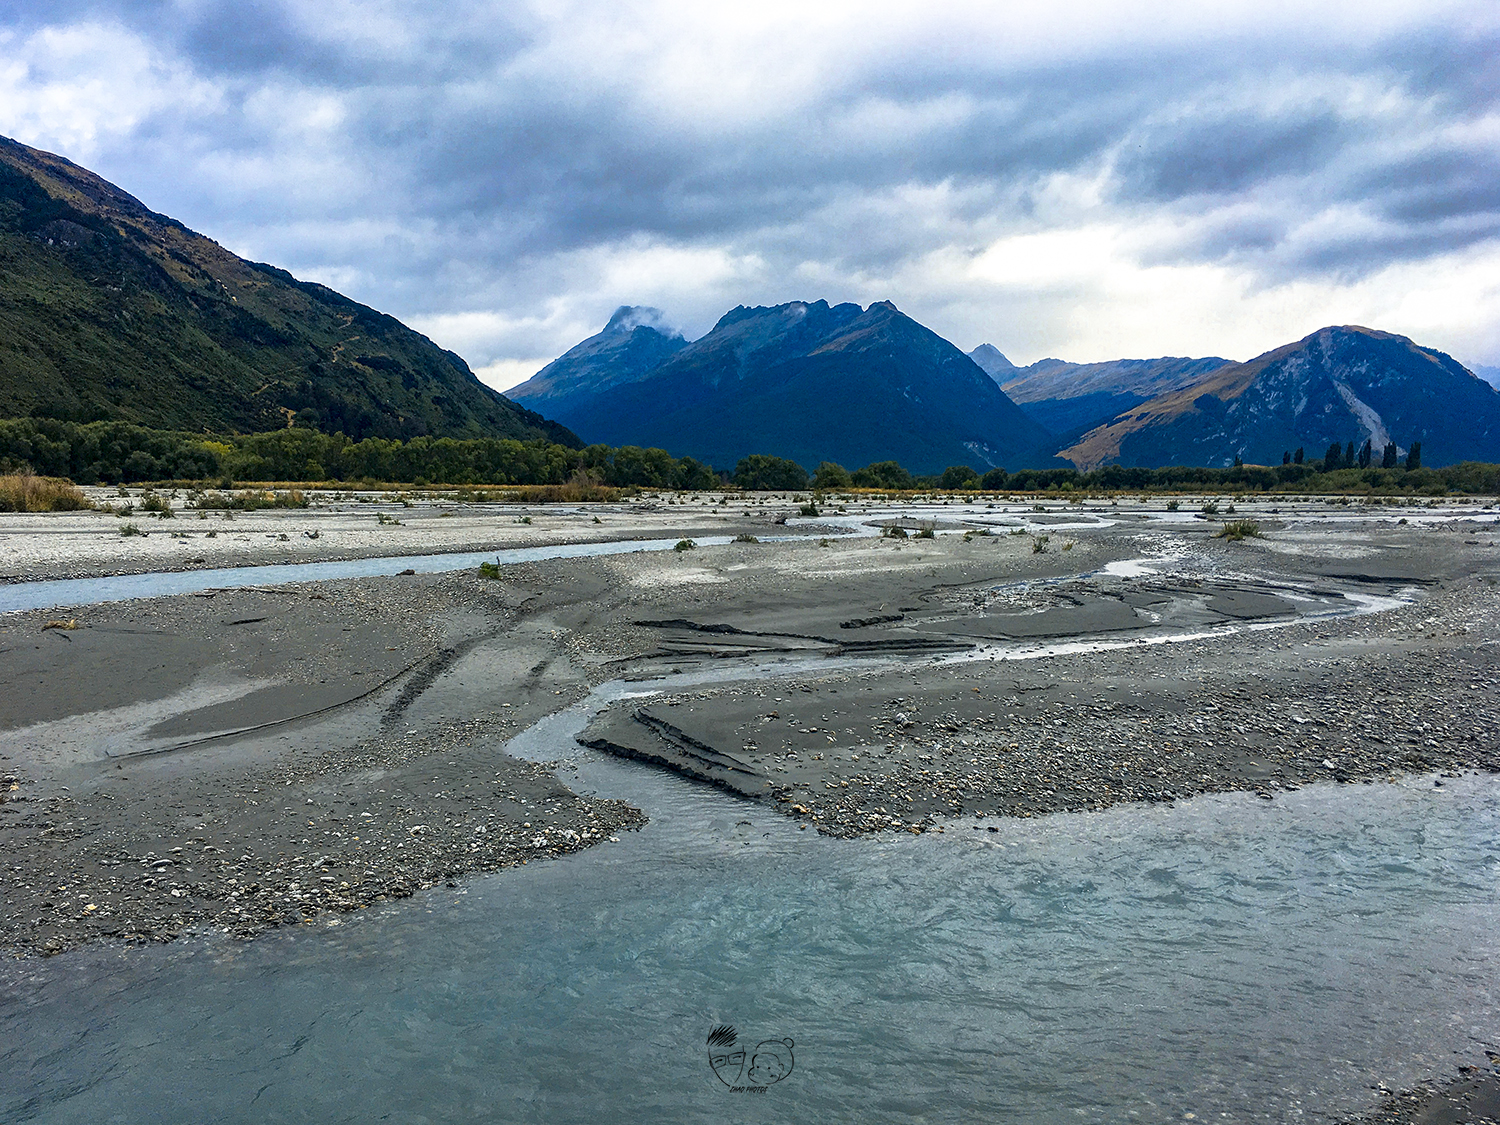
xmin=2 ymin=493 xmax=1498 ymax=1122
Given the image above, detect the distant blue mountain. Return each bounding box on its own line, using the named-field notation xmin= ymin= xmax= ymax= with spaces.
xmin=968 ymin=346 xmax=1232 ymax=438
xmin=510 ymin=300 xmax=1054 ymax=473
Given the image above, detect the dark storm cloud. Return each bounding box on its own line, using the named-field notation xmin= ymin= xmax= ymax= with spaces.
xmin=1115 ymin=112 xmax=1352 ymax=201
xmin=6 ymin=1 xmax=1498 ymax=366
xmin=16 ymin=0 xmax=1496 ymax=273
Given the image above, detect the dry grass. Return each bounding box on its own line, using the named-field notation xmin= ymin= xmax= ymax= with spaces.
xmin=0 ymin=474 xmax=93 ymax=512
xmin=1216 ymin=519 xmax=1264 ymax=541
xmin=504 ymin=476 xmax=626 ymax=503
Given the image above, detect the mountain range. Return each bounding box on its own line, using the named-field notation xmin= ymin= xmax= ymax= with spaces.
xmin=0 ymin=136 xmax=574 ymax=444
xmin=967 ymin=346 xmax=1233 ymax=438
xmin=520 ymin=308 xmax=1500 ymax=471
xmin=4 ymin=137 xmax=1498 ymax=474
xmin=1054 ymin=325 xmax=1500 ymax=470
xmin=508 ymin=300 xmax=1053 ymax=473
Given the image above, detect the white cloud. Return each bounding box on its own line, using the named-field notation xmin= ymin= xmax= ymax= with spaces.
xmin=0 ymin=23 xmax=223 ymax=161
xmin=3 ymin=0 xmax=1499 ymax=376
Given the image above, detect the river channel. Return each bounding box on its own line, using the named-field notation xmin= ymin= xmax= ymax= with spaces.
xmin=2 ymin=504 xmax=1496 ymax=1122
xmin=3 ymin=703 xmax=1497 ymax=1123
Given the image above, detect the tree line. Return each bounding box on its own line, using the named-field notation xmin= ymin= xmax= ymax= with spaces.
xmin=739 ymin=453 xmax=1497 ymax=495
xmin=0 ymin=417 xmax=1495 ymax=494
xmin=0 ymin=419 xmax=718 ymax=489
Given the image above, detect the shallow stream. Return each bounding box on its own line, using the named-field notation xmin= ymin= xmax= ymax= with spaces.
xmin=3 ymin=692 xmax=1497 ymax=1124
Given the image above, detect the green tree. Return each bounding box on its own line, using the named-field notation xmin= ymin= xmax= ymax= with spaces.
xmin=1406 ymin=441 xmax=1422 ymax=471
xmin=1358 ymin=438 xmax=1372 ymax=469
xmin=980 ymin=467 xmax=1009 ymax=490
xmin=851 ymin=460 xmax=915 ymax=490
xmin=939 ymin=465 xmax=981 ymax=489
xmin=733 ymin=454 xmax=809 ymax=491
xmin=1324 ymin=441 xmax=1344 ymax=470
xmin=811 ymin=461 xmax=852 ymax=490
xmin=1382 ymin=442 xmax=1398 ymax=469
xmin=1294 ymin=447 xmax=1304 ymax=464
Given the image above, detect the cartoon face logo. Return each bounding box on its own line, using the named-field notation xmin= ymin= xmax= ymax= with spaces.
xmin=707 ymin=1026 xmax=794 ymax=1090
xmin=748 ymin=1040 xmax=794 ymax=1085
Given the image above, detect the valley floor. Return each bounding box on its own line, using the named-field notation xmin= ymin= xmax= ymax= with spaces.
xmin=1 ymin=490 xmax=1498 ymax=1121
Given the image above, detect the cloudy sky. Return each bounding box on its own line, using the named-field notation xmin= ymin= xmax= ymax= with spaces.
xmin=2 ymin=0 xmax=1498 ymax=388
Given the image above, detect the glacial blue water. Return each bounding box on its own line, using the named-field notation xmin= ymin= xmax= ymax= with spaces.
xmin=3 ymin=755 xmax=1497 ymax=1125
xmin=0 ymin=536 xmax=734 ymax=614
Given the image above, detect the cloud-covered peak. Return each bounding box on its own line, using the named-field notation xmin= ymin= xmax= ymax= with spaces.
xmin=603 ymin=305 xmax=683 ymax=338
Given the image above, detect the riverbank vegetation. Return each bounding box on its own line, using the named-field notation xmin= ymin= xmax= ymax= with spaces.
xmin=0 ymin=417 xmax=1496 ymax=495
xmin=0 ymin=472 xmax=93 ymax=511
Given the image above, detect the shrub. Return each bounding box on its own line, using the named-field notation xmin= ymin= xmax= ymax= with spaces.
xmin=190 ymin=489 xmax=308 ymax=511
xmin=1216 ymin=519 xmax=1263 ymax=541
xmin=799 ymin=502 xmax=819 ymax=517
xmin=883 ymin=525 xmax=909 ymax=539
xmin=733 ymin=533 xmax=760 ymax=543
xmin=119 ymin=522 xmax=146 ymax=537
xmin=1166 ymin=499 xmax=1180 ymax=511
xmin=0 ymin=474 xmax=93 ymax=512
xmin=1032 ymin=534 xmax=1050 ymax=553
xmin=478 ymin=561 xmax=501 ymax=579
xmin=674 ymin=539 xmax=697 ymax=551
xmin=914 ymin=524 xmax=936 ymax=539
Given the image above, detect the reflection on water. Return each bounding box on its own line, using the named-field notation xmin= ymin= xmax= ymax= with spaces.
xmin=4 ymin=764 xmax=1497 ymax=1125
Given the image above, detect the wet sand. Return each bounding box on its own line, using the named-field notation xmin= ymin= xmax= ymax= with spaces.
xmin=2 ymin=494 xmax=1498 ymax=1121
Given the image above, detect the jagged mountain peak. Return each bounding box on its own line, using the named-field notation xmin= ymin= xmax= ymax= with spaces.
xmin=512 ymin=298 xmax=1052 ymax=472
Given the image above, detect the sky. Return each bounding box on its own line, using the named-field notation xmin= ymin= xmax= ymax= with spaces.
xmin=2 ymin=0 xmax=1498 ymax=391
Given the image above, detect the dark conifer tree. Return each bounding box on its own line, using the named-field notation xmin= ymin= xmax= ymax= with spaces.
xmin=1282 ymin=451 xmax=1291 ymax=465
xmin=1325 ymin=441 xmax=1344 ymax=469
xmin=1382 ymin=442 xmax=1398 ymax=469
xmin=1294 ymin=447 xmax=1304 ymax=464
xmin=1405 ymin=441 xmax=1422 ymax=471
xmin=1358 ymin=438 xmax=1372 ymax=469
